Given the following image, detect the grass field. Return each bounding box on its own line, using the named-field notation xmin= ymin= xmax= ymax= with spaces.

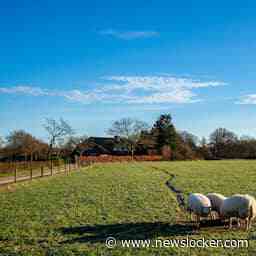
xmin=0 ymin=160 xmax=256 ymax=255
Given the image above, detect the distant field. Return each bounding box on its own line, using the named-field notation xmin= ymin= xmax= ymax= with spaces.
xmin=0 ymin=160 xmax=256 ymax=255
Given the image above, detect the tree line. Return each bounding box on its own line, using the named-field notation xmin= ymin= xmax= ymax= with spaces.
xmin=0 ymin=114 xmax=255 ymax=161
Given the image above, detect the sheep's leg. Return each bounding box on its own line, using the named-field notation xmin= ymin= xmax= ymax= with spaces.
xmin=194 ymin=214 xmax=198 ymax=228
xmin=240 ymin=218 xmax=247 ymax=230
xmin=190 ymin=211 xmax=193 ymax=222
xmin=243 ymin=219 xmax=247 ymax=229
xmin=229 ymin=218 xmax=233 ymax=229
xmin=249 ymin=218 xmax=252 ymax=230
xmin=236 ymin=218 xmax=240 ymax=229
xmin=231 ymin=217 xmax=238 ymax=229
xmin=196 ymin=215 xmax=200 ymax=229
xmin=210 ymin=212 xmax=214 ymax=220
xmin=225 ymin=219 xmax=228 ymax=228
xmin=223 ymin=218 xmax=227 ymax=228
xmin=246 ymin=218 xmax=250 ymax=231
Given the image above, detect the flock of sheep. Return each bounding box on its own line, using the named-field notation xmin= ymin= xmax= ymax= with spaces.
xmin=188 ymin=193 xmax=256 ymax=230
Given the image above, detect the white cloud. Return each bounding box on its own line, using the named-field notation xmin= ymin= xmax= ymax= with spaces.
xmin=99 ymin=29 xmax=159 ymax=40
xmin=128 ymin=90 xmax=196 ymax=104
xmin=104 ymin=76 xmax=225 ymax=90
xmin=0 ymin=86 xmax=47 ymax=96
xmin=60 ymin=90 xmax=99 ymax=103
xmin=238 ymin=94 xmax=256 ymax=104
xmin=101 ymin=76 xmax=226 ymax=104
xmin=0 ymin=75 xmax=226 ymax=105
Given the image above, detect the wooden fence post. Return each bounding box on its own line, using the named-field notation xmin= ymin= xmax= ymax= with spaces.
xmin=14 ymin=166 xmax=17 ymax=183
xmin=58 ymin=160 xmax=60 ymax=173
xmin=30 ymin=166 xmax=33 ymax=180
xmin=41 ymin=166 xmax=44 ymax=177
xmin=50 ymin=159 xmax=53 ymax=176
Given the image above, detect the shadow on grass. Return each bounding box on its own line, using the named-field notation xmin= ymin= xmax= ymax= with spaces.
xmin=58 ymin=219 xmax=228 ymax=245
xmin=58 ymin=222 xmax=196 ymax=244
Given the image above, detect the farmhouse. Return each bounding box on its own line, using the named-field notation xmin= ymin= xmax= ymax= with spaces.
xmin=74 ymin=136 xmax=130 ymax=156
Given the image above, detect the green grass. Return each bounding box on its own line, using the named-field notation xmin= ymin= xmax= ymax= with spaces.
xmin=0 ymin=160 xmax=256 ymax=255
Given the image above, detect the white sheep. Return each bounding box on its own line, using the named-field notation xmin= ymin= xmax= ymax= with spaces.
xmin=187 ymin=193 xmax=212 ymax=227
xmin=220 ymin=194 xmax=256 ymax=230
xmin=206 ymin=193 xmax=226 ymax=219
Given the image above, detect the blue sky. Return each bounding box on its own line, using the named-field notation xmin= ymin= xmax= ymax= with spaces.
xmin=1 ymin=0 xmax=256 ymax=141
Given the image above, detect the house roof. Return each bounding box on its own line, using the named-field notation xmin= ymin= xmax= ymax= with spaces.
xmin=75 ymin=136 xmax=126 ymax=155
xmin=88 ymin=137 xmax=116 ymax=151
xmin=88 ymin=137 xmax=116 ymax=145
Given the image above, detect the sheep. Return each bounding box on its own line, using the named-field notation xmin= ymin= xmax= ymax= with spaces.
xmin=220 ymin=194 xmax=256 ymax=230
xmin=206 ymin=193 xmax=226 ymax=219
xmin=187 ymin=193 xmax=212 ymax=227
xmin=240 ymin=194 xmax=256 ymax=229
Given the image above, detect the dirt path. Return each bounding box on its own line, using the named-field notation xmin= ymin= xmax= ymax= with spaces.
xmin=165 ymin=175 xmax=187 ymax=211
xmin=150 ymin=166 xmax=187 ymax=211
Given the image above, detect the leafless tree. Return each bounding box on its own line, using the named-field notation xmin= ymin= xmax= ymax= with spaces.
xmin=61 ymin=135 xmax=87 ymax=151
xmin=43 ymin=118 xmax=74 ymax=160
xmin=209 ymin=128 xmax=238 ymax=158
xmin=107 ymin=118 xmax=149 ymax=158
xmin=179 ymin=131 xmax=199 ymax=151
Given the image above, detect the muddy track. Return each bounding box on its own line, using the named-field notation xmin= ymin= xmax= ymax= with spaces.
xmin=150 ymin=166 xmax=241 ymax=232
xmin=151 ymin=166 xmax=187 ymax=212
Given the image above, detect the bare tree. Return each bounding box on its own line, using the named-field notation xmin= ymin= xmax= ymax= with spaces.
xmin=209 ymin=128 xmax=238 ymax=158
xmin=43 ymin=118 xmax=74 ymax=160
xmin=179 ymin=131 xmax=199 ymax=151
xmin=107 ymin=118 xmax=149 ymax=158
xmin=60 ymin=135 xmax=87 ymax=156
xmin=61 ymin=135 xmax=87 ymax=152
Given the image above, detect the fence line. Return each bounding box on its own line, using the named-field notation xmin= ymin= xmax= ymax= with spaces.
xmin=0 ymin=160 xmax=89 ymax=186
xmin=0 ymin=156 xmax=162 ymax=187
xmin=80 ymin=155 xmax=163 ymax=163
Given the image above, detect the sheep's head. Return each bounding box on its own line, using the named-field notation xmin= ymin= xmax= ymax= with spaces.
xmin=202 ymin=207 xmax=211 ymax=216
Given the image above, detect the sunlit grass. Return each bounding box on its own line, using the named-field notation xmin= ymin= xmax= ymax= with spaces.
xmin=0 ymin=160 xmax=255 ymax=255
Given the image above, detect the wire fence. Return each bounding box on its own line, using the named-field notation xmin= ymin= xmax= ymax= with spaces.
xmin=0 ymin=160 xmax=89 ymax=186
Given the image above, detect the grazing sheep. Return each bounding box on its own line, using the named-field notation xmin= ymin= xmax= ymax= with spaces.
xmin=220 ymin=194 xmax=256 ymax=230
xmin=187 ymin=193 xmax=212 ymax=227
xmin=241 ymin=194 xmax=256 ymax=229
xmin=207 ymin=193 xmax=226 ymax=219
